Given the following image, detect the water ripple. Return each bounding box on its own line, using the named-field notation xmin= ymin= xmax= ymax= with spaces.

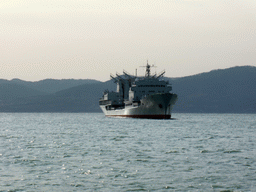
xmin=0 ymin=113 xmax=255 ymax=191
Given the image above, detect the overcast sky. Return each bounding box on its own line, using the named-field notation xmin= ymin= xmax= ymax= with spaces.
xmin=1 ymin=0 xmax=256 ymax=81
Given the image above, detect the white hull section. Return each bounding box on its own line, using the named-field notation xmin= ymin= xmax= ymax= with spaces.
xmin=100 ymin=93 xmax=177 ymax=119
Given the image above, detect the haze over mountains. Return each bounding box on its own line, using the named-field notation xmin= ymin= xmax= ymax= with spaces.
xmin=0 ymin=66 xmax=255 ymax=113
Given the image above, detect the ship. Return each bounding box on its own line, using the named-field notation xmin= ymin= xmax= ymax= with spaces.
xmin=99 ymin=62 xmax=178 ymax=119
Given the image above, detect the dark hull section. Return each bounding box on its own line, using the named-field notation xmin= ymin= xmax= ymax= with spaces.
xmin=106 ymin=114 xmax=171 ymax=119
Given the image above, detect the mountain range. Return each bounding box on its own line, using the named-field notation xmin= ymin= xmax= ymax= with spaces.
xmin=0 ymin=66 xmax=255 ymax=113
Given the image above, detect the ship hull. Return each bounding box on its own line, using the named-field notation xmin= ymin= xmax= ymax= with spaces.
xmin=100 ymin=93 xmax=177 ymax=119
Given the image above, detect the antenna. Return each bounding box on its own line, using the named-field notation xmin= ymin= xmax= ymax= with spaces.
xmin=140 ymin=61 xmax=157 ymax=77
xmin=156 ymin=70 xmax=165 ymax=79
xmin=110 ymin=73 xmax=118 ymax=83
xmin=116 ymin=72 xmax=124 ymax=81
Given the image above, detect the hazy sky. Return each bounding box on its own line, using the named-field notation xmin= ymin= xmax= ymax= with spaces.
xmin=1 ymin=0 xmax=256 ymax=81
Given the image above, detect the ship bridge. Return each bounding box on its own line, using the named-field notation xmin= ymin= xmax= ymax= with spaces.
xmin=130 ymin=78 xmax=172 ymax=101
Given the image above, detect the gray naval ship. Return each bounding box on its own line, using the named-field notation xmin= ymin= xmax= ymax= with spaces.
xmin=99 ymin=62 xmax=178 ymax=119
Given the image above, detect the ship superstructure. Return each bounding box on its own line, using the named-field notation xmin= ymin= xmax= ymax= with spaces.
xmin=99 ymin=62 xmax=177 ymax=119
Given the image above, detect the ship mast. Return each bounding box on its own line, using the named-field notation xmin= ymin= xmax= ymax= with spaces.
xmin=140 ymin=61 xmax=156 ymax=77
xmin=146 ymin=62 xmax=150 ymax=77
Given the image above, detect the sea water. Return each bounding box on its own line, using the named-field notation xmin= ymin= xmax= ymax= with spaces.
xmin=0 ymin=113 xmax=255 ymax=191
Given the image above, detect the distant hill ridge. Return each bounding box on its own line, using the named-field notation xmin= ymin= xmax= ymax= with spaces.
xmin=0 ymin=78 xmax=101 ymax=95
xmin=0 ymin=66 xmax=255 ymax=113
xmin=171 ymin=66 xmax=256 ymax=113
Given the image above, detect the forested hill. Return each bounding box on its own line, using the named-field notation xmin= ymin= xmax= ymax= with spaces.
xmin=0 ymin=78 xmax=101 ymax=94
xmin=171 ymin=66 xmax=256 ymax=113
xmin=0 ymin=66 xmax=255 ymax=113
